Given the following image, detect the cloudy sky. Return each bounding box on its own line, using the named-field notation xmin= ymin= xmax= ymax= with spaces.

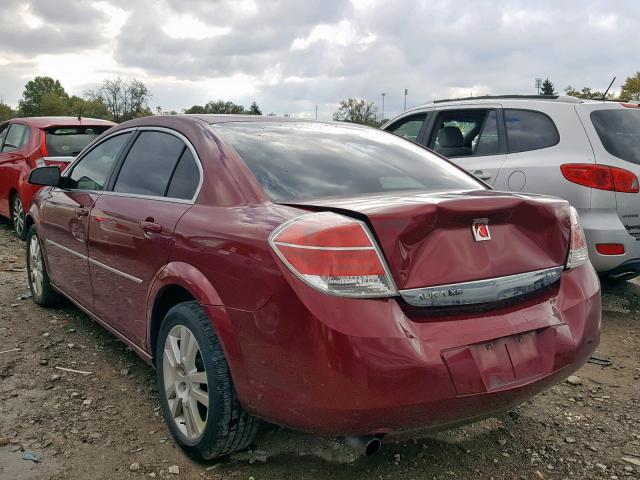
xmin=0 ymin=0 xmax=637 ymax=119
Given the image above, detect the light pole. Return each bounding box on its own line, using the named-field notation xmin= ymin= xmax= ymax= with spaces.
xmin=535 ymin=78 xmax=542 ymax=95
xmin=404 ymin=88 xmax=408 ymax=111
xmin=381 ymin=92 xmax=386 ymax=120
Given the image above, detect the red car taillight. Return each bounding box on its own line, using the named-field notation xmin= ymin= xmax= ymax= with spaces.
xmin=565 ymin=207 xmax=589 ymax=270
xmin=269 ymin=212 xmax=397 ymax=297
xmin=561 ymin=163 xmax=639 ymax=193
xmin=596 ymin=243 xmax=625 ymax=255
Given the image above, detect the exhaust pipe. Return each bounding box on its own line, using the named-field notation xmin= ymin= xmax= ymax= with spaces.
xmin=345 ymin=435 xmax=383 ymax=457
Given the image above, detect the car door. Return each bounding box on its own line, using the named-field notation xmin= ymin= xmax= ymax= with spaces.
xmin=88 ymin=128 xmax=201 ymax=346
xmin=424 ymin=106 xmax=507 ymax=187
xmin=0 ymin=122 xmax=30 ymax=217
xmin=40 ymin=131 xmax=133 ymax=310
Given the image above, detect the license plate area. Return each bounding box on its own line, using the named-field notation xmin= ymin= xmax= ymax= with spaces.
xmin=442 ymin=326 xmax=572 ymax=395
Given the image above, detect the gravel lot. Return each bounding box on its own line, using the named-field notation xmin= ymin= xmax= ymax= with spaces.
xmin=0 ymin=221 xmax=638 ymax=480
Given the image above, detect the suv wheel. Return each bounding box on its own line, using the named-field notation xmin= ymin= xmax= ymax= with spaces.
xmin=156 ymin=301 xmax=258 ymax=460
xmin=27 ymin=225 xmax=61 ymax=306
xmin=12 ymin=195 xmax=26 ymax=240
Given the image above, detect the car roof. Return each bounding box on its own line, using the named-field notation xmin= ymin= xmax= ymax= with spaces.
xmin=3 ymin=116 xmax=116 ymax=129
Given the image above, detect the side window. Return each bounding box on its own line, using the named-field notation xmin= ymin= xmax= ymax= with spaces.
xmin=166 ymin=149 xmax=200 ymax=199
xmin=386 ymin=114 xmax=426 ymax=142
xmin=69 ymin=133 xmax=131 ymax=191
xmin=113 ymin=131 xmax=186 ymax=197
xmin=0 ymin=124 xmax=9 ymax=149
xmin=429 ymin=109 xmax=498 ymax=158
xmin=475 ymin=110 xmax=500 ymax=155
xmin=1 ymin=124 xmax=29 ymax=153
xmin=505 ymin=109 xmax=559 ymax=153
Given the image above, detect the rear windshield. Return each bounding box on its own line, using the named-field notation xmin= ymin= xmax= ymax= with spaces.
xmin=211 ymin=122 xmax=484 ymax=201
xmin=45 ymin=127 xmax=110 ymax=157
xmin=590 ymin=109 xmax=640 ymax=164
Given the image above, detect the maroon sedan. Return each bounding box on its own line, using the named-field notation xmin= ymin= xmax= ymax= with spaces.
xmin=25 ymin=115 xmax=601 ymax=459
xmin=0 ymin=117 xmax=114 ymax=239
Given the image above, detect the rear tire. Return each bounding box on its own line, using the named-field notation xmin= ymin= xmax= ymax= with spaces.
xmin=156 ymin=301 xmax=258 ymax=460
xmin=26 ymin=225 xmax=61 ymax=306
xmin=11 ymin=194 xmax=27 ymax=240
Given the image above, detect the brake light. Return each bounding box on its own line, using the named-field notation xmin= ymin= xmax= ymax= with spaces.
xmin=269 ymin=212 xmax=397 ymax=297
xmin=561 ymin=164 xmax=639 ymax=193
xmin=39 ymin=130 xmax=49 ymax=157
xmin=596 ymin=243 xmax=625 ymax=255
xmin=565 ymin=207 xmax=589 ymax=269
xmin=620 ymin=102 xmax=640 ymax=108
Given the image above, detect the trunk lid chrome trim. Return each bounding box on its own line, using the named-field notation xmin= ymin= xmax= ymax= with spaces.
xmin=399 ymin=266 xmax=563 ymax=307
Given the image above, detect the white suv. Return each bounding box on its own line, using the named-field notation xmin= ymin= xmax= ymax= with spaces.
xmin=382 ymin=95 xmax=640 ymax=280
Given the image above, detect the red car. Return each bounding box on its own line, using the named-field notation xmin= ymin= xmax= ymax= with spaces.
xmin=0 ymin=117 xmax=114 ymax=239
xmin=25 ymin=115 xmax=601 ymax=459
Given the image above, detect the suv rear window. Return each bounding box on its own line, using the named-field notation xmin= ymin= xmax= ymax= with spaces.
xmin=212 ymin=122 xmax=484 ymax=202
xmin=590 ymin=109 xmax=640 ymax=164
xmin=45 ymin=127 xmax=109 ymax=157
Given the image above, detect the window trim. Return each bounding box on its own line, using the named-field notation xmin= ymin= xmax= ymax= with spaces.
xmin=503 ymin=108 xmax=560 ymax=154
xmin=426 ymin=108 xmax=506 ymax=158
xmin=61 ymin=126 xmax=204 ymax=204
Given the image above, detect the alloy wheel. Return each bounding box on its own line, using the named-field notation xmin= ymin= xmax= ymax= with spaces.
xmin=29 ymin=235 xmax=44 ymax=299
xmin=12 ymin=196 xmax=25 ymax=237
xmin=163 ymin=325 xmax=209 ymax=440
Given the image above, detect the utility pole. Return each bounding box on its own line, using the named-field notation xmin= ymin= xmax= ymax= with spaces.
xmin=381 ymin=92 xmax=386 ymax=120
xmin=535 ymin=78 xmax=542 ymax=95
xmin=404 ymin=89 xmax=408 ymax=111
xmin=315 ymin=104 xmax=318 ymax=120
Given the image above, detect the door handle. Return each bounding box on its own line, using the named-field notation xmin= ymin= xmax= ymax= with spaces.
xmin=473 ymin=170 xmax=492 ymax=181
xmin=75 ymin=206 xmax=89 ymax=217
xmin=139 ymin=220 xmax=163 ymax=234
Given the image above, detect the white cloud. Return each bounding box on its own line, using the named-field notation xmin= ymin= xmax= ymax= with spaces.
xmin=162 ymin=14 xmax=231 ymax=40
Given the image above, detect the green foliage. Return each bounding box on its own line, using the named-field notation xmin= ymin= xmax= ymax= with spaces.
xmin=0 ymin=102 xmax=15 ymax=121
xmin=66 ymin=95 xmax=112 ymax=119
xmin=183 ymin=105 xmax=207 ymax=114
xmin=620 ymin=72 xmax=640 ymax=101
xmin=248 ymin=101 xmax=262 ymax=115
xmin=540 ymin=78 xmax=556 ymax=95
xmin=564 ymin=85 xmax=616 ymax=100
xmin=184 ymin=100 xmax=249 ymax=114
xmin=18 ymin=76 xmax=68 ymax=116
xmin=86 ymin=77 xmax=152 ymax=122
xmin=333 ymin=98 xmax=380 ymax=127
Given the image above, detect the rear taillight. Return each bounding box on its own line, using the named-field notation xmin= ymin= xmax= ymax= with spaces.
xmin=269 ymin=212 xmax=397 ymax=297
xmin=561 ymin=163 xmax=639 ymax=193
xmin=620 ymin=102 xmax=640 ymax=108
xmin=565 ymin=207 xmax=589 ymax=270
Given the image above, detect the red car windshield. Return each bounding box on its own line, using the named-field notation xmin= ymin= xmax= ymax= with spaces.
xmin=45 ymin=126 xmax=110 ymax=157
xmin=212 ymin=122 xmax=484 ymax=201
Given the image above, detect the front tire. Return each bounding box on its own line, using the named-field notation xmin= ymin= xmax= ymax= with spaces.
xmin=156 ymin=301 xmax=258 ymax=460
xmin=26 ymin=225 xmax=61 ymax=306
xmin=12 ymin=194 xmax=27 ymax=240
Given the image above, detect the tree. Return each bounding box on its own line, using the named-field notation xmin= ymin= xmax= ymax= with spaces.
xmin=248 ymin=101 xmax=262 ymax=115
xmin=204 ymin=100 xmax=245 ymax=114
xmin=564 ymin=85 xmax=615 ymax=100
xmin=66 ymin=95 xmax=112 ymax=120
xmin=183 ymin=105 xmax=207 ymax=114
xmin=87 ymin=77 xmax=152 ymax=122
xmin=620 ymin=72 xmax=640 ymax=101
xmin=540 ymin=78 xmax=556 ymax=95
xmin=0 ymin=102 xmax=15 ymax=121
xmin=18 ymin=76 xmax=68 ymax=116
xmin=333 ymin=98 xmax=379 ymax=126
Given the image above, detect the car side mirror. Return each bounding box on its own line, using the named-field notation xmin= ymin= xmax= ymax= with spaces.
xmin=29 ymin=166 xmax=61 ymax=187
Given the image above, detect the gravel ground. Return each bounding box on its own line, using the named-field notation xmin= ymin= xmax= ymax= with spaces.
xmin=0 ymin=220 xmax=639 ymax=480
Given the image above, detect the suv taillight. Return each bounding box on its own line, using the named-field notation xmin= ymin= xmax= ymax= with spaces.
xmin=561 ymin=163 xmax=639 ymax=193
xmin=269 ymin=212 xmax=397 ymax=297
xmin=566 ymin=207 xmax=589 ymax=270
